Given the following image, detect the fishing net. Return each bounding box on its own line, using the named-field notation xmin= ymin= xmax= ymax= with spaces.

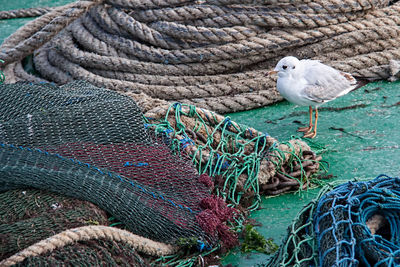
xmin=0 ymin=189 xmax=109 ymax=260
xmin=146 ymin=104 xmax=323 ymax=211
xmin=267 ymin=174 xmax=400 ymax=267
xmin=0 ymin=80 xmax=237 ymax=250
xmin=0 ymin=189 xmax=152 ymax=267
xmin=0 ymin=80 xmax=324 ymax=265
xmin=12 ymin=239 xmax=149 ymax=267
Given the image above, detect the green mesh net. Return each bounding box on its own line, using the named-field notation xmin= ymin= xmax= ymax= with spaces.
xmin=0 ymin=80 xmax=326 ymax=266
xmin=0 ymin=189 xmax=109 ymax=260
xmin=0 ymin=81 xmax=236 ymax=252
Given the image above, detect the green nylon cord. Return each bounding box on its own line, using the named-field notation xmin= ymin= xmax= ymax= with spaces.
xmin=148 ymin=103 xmax=327 ymax=265
xmin=0 ymin=59 xmax=5 ymax=83
xmin=147 ymin=103 xmax=324 ymax=212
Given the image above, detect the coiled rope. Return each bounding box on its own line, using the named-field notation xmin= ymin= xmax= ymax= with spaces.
xmin=1 ymin=0 xmax=400 ymax=114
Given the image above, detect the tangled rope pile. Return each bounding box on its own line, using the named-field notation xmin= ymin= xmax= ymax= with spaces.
xmin=147 ymin=103 xmax=323 ymax=210
xmin=267 ymin=174 xmax=400 ymax=267
xmin=1 ymin=0 xmax=400 ymax=114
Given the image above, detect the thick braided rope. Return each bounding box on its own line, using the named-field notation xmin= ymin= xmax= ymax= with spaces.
xmin=1 ymin=5 xmax=71 ymax=51
xmin=146 ymin=103 xmax=321 ymax=201
xmin=131 ymin=3 xmax=369 ymax=24
xmin=0 ymin=1 xmax=100 ymax=64
xmin=0 ymin=2 xmax=396 ymax=63
xmin=1 ymin=0 xmax=400 ymax=113
xmin=0 ymin=225 xmax=177 ymax=267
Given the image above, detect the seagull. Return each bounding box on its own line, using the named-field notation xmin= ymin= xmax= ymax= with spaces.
xmin=268 ymin=56 xmax=359 ymax=138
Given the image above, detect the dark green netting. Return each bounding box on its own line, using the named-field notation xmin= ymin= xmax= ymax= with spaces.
xmin=0 ymin=81 xmax=235 ymax=249
xmin=14 ymin=239 xmax=149 ymax=267
xmin=0 ymin=189 xmax=109 ymax=260
xmin=266 ymin=175 xmax=400 ymax=266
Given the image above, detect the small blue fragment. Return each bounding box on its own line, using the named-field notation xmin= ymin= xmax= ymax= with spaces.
xmin=197 ymin=240 xmax=206 ymax=252
xmin=134 ymin=162 xmax=148 ymax=167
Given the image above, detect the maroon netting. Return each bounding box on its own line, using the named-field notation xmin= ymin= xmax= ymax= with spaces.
xmin=42 ymin=142 xmax=209 ymax=212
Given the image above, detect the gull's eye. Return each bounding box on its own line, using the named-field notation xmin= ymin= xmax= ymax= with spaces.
xmin=282 ymin=65 xmax=287 ymax=70
xmin=292 ymin=66 xmax=295 ymax=69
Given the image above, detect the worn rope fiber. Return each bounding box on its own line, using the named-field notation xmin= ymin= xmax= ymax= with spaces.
xmin=0 ymin=225 xmax=177 ymax=267
xmin=0 ymin=8 xmax=54 ymax=20
xmin=1 ymin=0 xmax=400 ymax=114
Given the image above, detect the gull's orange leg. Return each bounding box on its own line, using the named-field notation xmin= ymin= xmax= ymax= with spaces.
xmin=297 ymin=106 xmax=313 ymax=133
xmin=304 ymin=107 xmax=318 ymax=138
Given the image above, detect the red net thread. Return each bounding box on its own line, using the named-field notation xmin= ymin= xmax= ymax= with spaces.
xmin=197 ymin=196 xmax=238 ymax=248
xmin=38 ymin=141 xmax=237 ymax=247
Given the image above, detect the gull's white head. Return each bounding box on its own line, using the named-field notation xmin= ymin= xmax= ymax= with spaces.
xmin=271 ymin=56 xmax=300 ymax=78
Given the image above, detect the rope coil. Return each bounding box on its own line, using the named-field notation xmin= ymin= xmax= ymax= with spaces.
xmin=1 ymin=0 xmax=400 ymax=113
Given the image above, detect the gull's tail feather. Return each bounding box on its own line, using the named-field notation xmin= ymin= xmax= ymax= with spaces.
xmin=340 ymin=72 xmax=368 ymax=92
xmin=351 ymin=78 xmax=369 ymax=92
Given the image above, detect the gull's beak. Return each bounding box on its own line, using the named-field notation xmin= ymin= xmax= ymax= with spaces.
xmin=267 ymin=70 xmax=278 ymax=75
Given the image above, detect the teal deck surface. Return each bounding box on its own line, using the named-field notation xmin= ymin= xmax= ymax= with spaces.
xmin=1 ymin=2 xmax=399 ymax=266
xmin=223 ymin=80 xmax=400 ymax=266
xmin=0 ymin=0 xmax=74 ymax=44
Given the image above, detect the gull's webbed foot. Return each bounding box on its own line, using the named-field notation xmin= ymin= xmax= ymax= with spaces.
xmin=297 ymin=126 xmax=312 ymax=133
xmin=303 ymin=129 xmax=317 ymax=138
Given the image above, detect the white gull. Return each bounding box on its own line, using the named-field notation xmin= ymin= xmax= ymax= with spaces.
xmin=269 ymin=56 xmax=359 ymax=138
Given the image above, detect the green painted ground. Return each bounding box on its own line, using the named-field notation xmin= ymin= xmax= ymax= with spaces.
xmin=1 ymin=3 xmax=399 ymax=266
xmin=223 ymin=81 xmax=400 ymax=266
xmin=0 ymin=0 xmax=74 ymax=44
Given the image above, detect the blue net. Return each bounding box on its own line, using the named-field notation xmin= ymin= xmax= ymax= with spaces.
xmin=267 ymin=174 xmax=400 ymax=267
xmin=314 ymin=174 xmax=400 ymax=266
